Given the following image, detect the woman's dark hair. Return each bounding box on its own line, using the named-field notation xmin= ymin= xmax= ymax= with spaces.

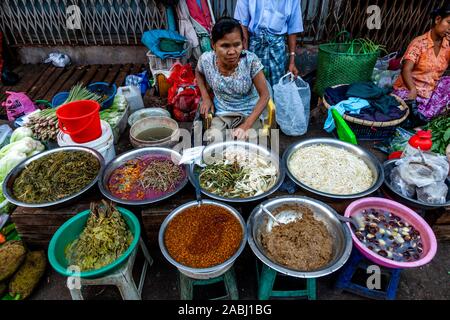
xmin=432 ymin=4 xmax=450 ymax=20
xmin=211 ymin=17 xmax=244 ymax=43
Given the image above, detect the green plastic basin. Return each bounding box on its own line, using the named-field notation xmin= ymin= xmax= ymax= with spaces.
xmin=48 ymin=207 xmax=140 ymax=279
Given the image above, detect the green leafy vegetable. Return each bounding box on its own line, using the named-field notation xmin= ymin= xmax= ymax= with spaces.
xmin=65 ymin=201 xmax=133 ymax=271
xmin=424 ymin=115 xmax=450 ymax=155
xmin=10 ymin=127 xmax=33 ymax=144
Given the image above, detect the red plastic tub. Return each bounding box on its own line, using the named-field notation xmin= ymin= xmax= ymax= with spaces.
xmin=56 ymin=100 xmax=102 ymax=143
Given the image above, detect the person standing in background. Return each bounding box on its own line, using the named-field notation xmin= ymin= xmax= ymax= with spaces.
xmin=234 ymin=0 xmax=303 ymax=87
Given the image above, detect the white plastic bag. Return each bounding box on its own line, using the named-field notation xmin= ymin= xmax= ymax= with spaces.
xmin=273 ymin=73 xmax=311 ymax=136
xmin=44 ymin=52 xmax=71 ymax=68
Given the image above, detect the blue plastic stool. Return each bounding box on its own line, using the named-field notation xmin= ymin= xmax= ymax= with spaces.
xmin=257 ymin=262 xmax=317 ymax=300
xmin=335 ymin=249 xmax=402 ymax=300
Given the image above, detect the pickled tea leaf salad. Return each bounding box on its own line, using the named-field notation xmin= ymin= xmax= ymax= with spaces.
xmin=289 ymin=145 xmax=374 ymax=195
xmin=65 ymin=201 xmax=133 ymax=271
xmin=199 ymin=147 xmax=278 ymax=198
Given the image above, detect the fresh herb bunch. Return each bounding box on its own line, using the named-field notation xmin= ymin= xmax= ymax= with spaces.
xmin=424 ymin=115 xmax=450 ymax=155
xmin=63 ymin=83 xmax=106 ymax=105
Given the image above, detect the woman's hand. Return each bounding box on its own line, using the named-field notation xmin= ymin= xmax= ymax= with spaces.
xmin=288 ymin=62 xmax=299 ymax=78
xmin=200 ymin=99 xmax=214 ymax=118
xmin=407 ymin=88 xmax=418 ymax=100
xmin=232 ymin=121 xmax=253 ymax=140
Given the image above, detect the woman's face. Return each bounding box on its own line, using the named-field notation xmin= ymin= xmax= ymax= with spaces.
xmin=434 ymin=15 xmax=450 ymax=40
xmin=213 ymin=29 xmax=243 ymax=66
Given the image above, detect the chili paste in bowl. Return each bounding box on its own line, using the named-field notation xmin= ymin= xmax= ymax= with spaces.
xmin=159 ymin=200 xmax=247 ymax=279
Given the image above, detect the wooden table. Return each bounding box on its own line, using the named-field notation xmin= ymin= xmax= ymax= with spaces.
xmin=11 ymin=113 xmax=397 ymax=248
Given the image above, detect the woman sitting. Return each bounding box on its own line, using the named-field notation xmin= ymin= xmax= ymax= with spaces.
xmin=195 ymin=17 xmax=270 ymax=140
xmin=393 ymin=5 xmax=450 ymax=120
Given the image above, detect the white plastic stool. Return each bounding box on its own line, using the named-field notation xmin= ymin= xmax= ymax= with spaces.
xmin=69 ymin=238 xmax=153 ymax=300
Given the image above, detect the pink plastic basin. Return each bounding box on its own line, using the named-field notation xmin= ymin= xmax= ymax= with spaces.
xmin=345 ymin=197 xmax=437 ymax=269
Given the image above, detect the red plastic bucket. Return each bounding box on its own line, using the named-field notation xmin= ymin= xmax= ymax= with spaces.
xmin=56 ymin=100 xmax=102 ymax=143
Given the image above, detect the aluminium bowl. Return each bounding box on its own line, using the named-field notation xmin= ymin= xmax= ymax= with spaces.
xmin=189 ymin=141 xmax=285 ymax=203
xmin=3 ymin=146 xmax=105 ymax=209
xmin=283 ymin=138 xmax=384 ymax=201
xmin=158 ymin=200 xmax=248 ymax=280
xmin=382 ymin=159 xmax=450 ymax=210
xmin=98 ymin=147 xmax=188 ymax=206
xmin=247 ymin=196 xmax=353 ymax=278
xmin=128 ymin=108 xmax=171 ymax=127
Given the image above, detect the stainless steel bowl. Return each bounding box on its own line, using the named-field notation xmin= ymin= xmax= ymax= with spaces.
xmin=3 ymin=146 xmax=105 ymax=209
xmin=98 ymin=147 xmax=188 ymax=206
xmin=247 ymin=196 xmax=353 ymax=278
xmin=283 ymin=138 xmax=384 ymax=200
xmin=189 ymin=141 xmax=285 ymax=203
xmin=159 ymin=200 xmax=248 ymax=279
xmin=128 ymin=108 xmax=171 ymax=127
xmin=383 ymin=159 xmax=450 ymax=210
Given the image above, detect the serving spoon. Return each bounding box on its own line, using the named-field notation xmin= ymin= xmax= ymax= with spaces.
xmin=335 ymin=215 xmax=360 ymax=230
xmin=261 ymin=205 xmax=303 ymax=233
xmin=260 ymin=205 xmax=283 ymax=225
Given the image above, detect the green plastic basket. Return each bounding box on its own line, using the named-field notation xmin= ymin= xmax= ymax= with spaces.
xmin=315 ymin=42 xmax=379 ymax=97
xmin=48 ymin=207 xmax=140 ymax=279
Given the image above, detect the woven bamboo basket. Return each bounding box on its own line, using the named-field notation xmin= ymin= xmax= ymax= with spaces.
xmin=323 ymin=84 xmax=410 ymax=140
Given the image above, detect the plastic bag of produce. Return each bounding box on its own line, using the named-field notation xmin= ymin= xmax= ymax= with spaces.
xmin=372 ymin=68 xmax=401 ymax=89
xmin=390 ymin=167 xmax=416 ymax=198
xmin=396 ymin=153 xmax=449 ymax=187
xmin=274 ymin=73 xmax=310 ymax=136
xmin=374 ymin=127 xmax=414 ymax=154
xmin=1 ymin=92 xmax=38 ymax=122
xmin=417 ymin=182 xmax=448 ymax=204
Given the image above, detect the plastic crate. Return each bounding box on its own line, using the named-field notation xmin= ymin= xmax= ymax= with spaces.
xmin=146 ymin=51 xmax=186 ymax=76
